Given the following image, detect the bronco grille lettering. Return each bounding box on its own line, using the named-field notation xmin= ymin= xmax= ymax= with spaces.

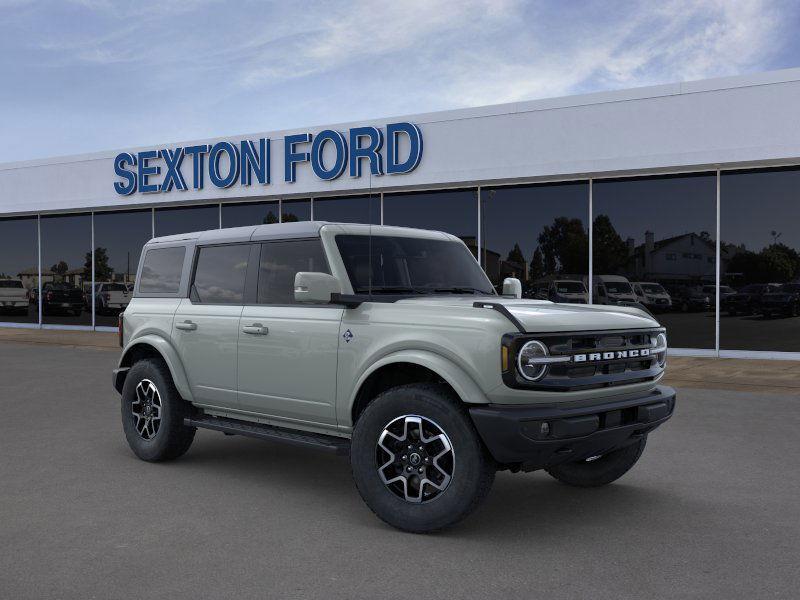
xmin=572 ymin=348 xmax=651 ymax=363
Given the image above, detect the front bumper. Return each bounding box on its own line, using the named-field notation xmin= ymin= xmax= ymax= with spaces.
xmin=469 ymin=385 xmax=675 ymax=471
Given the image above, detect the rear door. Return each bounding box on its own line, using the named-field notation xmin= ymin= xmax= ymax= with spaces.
xmin=237 ymin=239 xmax=343 ymax=426
xmin=172 ymin=243 xmax=253 ymax=410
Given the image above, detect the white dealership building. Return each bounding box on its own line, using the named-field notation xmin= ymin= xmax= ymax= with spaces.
xmin=1 ymin=68 xmax=800 ymax=359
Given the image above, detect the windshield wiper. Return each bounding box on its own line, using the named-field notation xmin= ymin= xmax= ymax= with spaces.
xmin=353 ymin=286 xmax=427 ymax=295
xmin=431 ymin=287 xmax=491 ymax=295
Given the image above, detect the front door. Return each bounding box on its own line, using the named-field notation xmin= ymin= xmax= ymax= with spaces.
xmin=172 ymin=243 xmax=252 ymax=410
xmin=237 ymin=239 xmax=343 ymax=426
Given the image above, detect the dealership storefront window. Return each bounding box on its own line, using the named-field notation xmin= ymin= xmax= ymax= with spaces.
xmin=313 ymin=195 xmax=380 ymax=224
xmin=155 ymin=204 xmax=219 ymax=237
xmin=481 ymin=182 xmax=589 ymax=298
xmin=0 ymin=216 xmax=38 ymax=324
xmin=721 ymin=167 xmax=800 ymax=352
xmin=384 ymin=189 xmax=478 ymax=256
xmin=222 ymin=200 xmax=280 ymax=227
xmin=592 ymin=174 xmax=717 ymax=349
xmin=0 ymin=170 xmax=798 ymax=357
xmin=93 ymin=209 xmax=152 ymax=327
xmin=40 ymin=213 xmax=93 ymax=326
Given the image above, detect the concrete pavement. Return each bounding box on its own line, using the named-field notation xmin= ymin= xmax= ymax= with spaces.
xmin=0 ymin=341 xmax=799 ymax=599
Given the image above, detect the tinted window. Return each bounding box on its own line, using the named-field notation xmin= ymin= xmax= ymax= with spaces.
xmin=93 ymin=209 xmax=152 ymax=326
xmin=383 ymin=189 xmax=478 ymax=256
xmin=258 ymin=240 xmax=328 ymax=304
xmin=139 ymin=247 xmax=186 ymax=294
xmin=192 ymin=244 xmax=250 ymax=304
xmin=721 ymin=168 xmax=800 ymax=351
xmin=336 ymin=235 xmax=494 ymax=295
xmin=222 ymin=201 xmax=280 ymax=227
xmin=281 ymin=199 xmax=311 ymax=223
xmin=313 ymin=195 xmax=380 ymax=224
xmin=0 ymin=217 xmax=38 ymax=324
xmin=593 ymin=174 xmax=717 ymax=349
xmin=41 ymin=213 xmax=92 ymax=325
xmin=481 ymin=183 xmax=589 ymax=299
xmin=0 ymin=280 xmax=23 ymax=288
xmin=155 ymin=205 xmax=219 ymax=236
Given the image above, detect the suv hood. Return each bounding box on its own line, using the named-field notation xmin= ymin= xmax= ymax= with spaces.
xmin=396 ymin=296 xmax=659 ymax=333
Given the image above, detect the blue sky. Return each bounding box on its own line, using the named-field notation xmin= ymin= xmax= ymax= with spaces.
xmin=1 ymin=0 xmax=798 ymax=163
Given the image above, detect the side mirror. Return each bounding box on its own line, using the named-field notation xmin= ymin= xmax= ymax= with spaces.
xmin=294 ymin=272 xmax=341 ymax=303
xmin=502 ymin=277 xmax=522 ymax=299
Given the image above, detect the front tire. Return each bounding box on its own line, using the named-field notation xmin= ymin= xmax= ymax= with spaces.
xmin=121 ymin=358 xmax=196 ymax=462
xmin=350 ymin=383 xmax=495 ymax=533
xmin=545 ymin=437 xmax=647 ymax=487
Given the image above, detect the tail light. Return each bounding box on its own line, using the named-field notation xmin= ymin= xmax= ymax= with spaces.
xmin=103 ymin=293 xmax=110 ymax=302
xmin=118 ymin=312 xmax=124 ymax=347
xmin=46 ymin=291 xmax=53 ymax=302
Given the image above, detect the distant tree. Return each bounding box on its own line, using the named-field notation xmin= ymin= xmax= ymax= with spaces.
xmin=281 ymin=212 xmax=299 ymax=223
xmin=263 ymin=211 xmax=279 ymax=224
xmin=50 ymin=261 xmax=68 ymax=277
xmin=84 ymin=247 xmax=113 ymax=283
xmin=591 ymin=214 xmax=629 ymax=274
xmin=726 ymin=243 xmax=800 ymax=285
xmin=529 ymin=246 xmax=545 ymax=281
xmin=537 ymin=217 xmax=589 ymax=275
xmin=507 ymin=243 xmax=525 ymax=265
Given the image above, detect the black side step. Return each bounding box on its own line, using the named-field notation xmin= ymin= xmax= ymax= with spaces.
xmin=184 ymin=415 xmax=350 ymax=455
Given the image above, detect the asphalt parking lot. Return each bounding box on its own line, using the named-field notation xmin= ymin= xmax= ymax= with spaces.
xmin=1 ymin=342 xmax=799 ymax=599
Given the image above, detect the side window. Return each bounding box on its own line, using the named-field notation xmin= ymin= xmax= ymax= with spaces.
xmin=192 ymin=244 xmax=250 ymax=304
xmin=258 ymin=239 xmax=329 ymax=304
xmin=139 ymin=246 xmax=186 ymax=294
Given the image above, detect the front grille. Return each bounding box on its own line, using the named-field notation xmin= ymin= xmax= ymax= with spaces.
xmin=502 ymin=328 xmax=665 ymax=392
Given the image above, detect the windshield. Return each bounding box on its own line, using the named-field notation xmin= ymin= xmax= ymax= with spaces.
xmin=335 ymin=235 xmax=495 ymax=295
xmin=0 ymin=280 xmax=23 ymax=288
xmin=604 ymin=282 xmax=632 ymax=294
xmin=555 ymin=281 xmax=585 ymax=294
xmin=719 ymin=286 xmax=734 ymax=294
xmin=640 ymin=283 xmax=666 ymax=294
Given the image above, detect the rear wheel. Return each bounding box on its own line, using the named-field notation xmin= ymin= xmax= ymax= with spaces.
xmin=121 ymin=358 xmax=196 ymax=462
xmin=350 ymin=383 xmax=495 ymax=533
xmin=545 ymin=437 xmax=647 ymax=487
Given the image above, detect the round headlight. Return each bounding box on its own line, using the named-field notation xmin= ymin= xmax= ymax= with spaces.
xmin=653 ymin=332 xmax=667 ymax=367
xmin=517 ymin=340 xmax=550 ymax=381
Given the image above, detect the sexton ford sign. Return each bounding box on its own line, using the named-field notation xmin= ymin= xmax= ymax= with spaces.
xmin=112 ymin=122 xmax=423 ymax=196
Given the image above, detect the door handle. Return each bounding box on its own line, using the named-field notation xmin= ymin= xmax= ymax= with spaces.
xmin=175 ymin=320 xmax=197 ymax=331
xmin=242 ymin=323 xmax=268 ymax=335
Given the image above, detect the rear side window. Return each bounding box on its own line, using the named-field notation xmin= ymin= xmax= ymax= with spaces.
xmin=0 ymin=280 xmax=23 ymax=288
xmin=139 ymin=246 xmax=186 ymax=294
xmin=192 ymin=244 xmax=250 ymax=304
xmin=258 ymin=240 xmax=328 ymax=304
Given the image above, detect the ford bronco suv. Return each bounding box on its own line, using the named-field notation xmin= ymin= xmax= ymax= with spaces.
xmin=113 ymin=222 xmax=674 ymax=533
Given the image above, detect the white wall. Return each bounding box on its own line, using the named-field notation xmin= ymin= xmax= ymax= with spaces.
xmin=3 ymin=68 xmax=800 ymax=216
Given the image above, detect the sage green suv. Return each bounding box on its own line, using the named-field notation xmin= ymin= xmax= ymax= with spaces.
xmin=113 ymin=222 xmax=674 ymax=532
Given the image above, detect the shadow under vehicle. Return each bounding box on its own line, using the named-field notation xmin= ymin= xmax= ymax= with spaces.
xmin=0 ymin=279 xmax=30 ymax=315
xmin=759 ymin=283 xmax=800 ymax=318
xmin=722 ymin=283 xmax=781 ymax=316
xmin=632 ymin=282 xmax=672 ymax=313
xmin=670 ymin=286 xmax=711 ymax=313
xmin=33 ymin=282 xmax=84 ymax=316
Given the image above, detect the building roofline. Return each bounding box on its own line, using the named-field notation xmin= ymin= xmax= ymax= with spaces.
xmin=3 ymin=67 xmax=800 ymax=171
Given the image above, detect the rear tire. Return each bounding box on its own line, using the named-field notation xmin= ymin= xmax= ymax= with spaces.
xmin=121 ymin=358 xmax=196 ymax=462
xmin=350 ymin=383 xmax=495 ymax=533
xmin=545 ymin=437 xmax=647 ymax=487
